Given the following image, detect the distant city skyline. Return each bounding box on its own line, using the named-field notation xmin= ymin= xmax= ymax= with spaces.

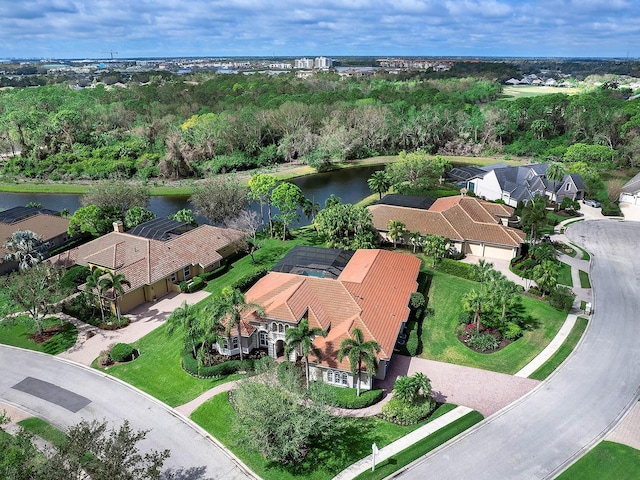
xmin=1 ymin=1 xmax=638 ymax=60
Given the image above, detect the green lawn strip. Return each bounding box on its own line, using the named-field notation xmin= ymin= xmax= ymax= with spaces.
xmin=17 ymin=417 xmax=67 ymax=448
xmin=420 ymin=270 xmax=567 ymax=374
xmin=354 ymin=410 xmax=484 ymax=480
xmin=93 ymin=324 xmax=243 ymax=407
xmin=529 ymin=317 xmax=588 ymax=381
xmin=556 ymin=441 xmax=640 ymax=480
xmin=571 ymin=243 xmax=591 ymax=261
xmin=0 ymin=317 xmax=77 ymax=355
xmin=191 ymin=393 xmax=456 ymax=480
xmin=579 ymin=270 xmax=591 ymax=289
xmin=558 ymin=262 xmax=573 ymax=287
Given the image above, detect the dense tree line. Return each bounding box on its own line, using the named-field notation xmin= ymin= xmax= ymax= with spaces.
xmin=0 ymin=71 xmax=639 ymax=182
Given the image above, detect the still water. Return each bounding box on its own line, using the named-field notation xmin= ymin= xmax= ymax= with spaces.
xmin=0 ymin=165 xmax=384 ymax=226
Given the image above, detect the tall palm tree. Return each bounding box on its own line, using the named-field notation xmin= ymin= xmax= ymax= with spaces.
xmin=462 ymin=286 xmax=491 ymax=334
xmin=493 ymin=276 xmax=519 ymax=324
xmin=84 ymin=268 xmax=106 ymax=324
xmin=546 ymin=162 xmax=566 ymax=183
xmin=337 ymin=328 xmax=381 ymax=397
xmin=205 ymin=287 xmax=264 ymax=361
xmin=367 ymin=170 xmax=391 ymax=199
xmin=409 ymin=232 xmax=424 ymax=254
xmin=285 ymin=318 xmax=326 ymax=390
xmin=3 ymin=229 xmax=47 ymax=270
xmin=166 ymin=301 xmax=203 ymax=358
xmin=471 ymin=258 xmax=494 ymax=283
xmin=99 ymin=271 xmax=131 ymax=325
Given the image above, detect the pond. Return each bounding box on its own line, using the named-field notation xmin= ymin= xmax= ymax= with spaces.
xmin=0 ymin=164 xmax=385 ymax=226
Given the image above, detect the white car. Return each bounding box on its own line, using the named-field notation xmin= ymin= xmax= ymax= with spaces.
xmin=584 ymin=199 xmax=601 ymax=208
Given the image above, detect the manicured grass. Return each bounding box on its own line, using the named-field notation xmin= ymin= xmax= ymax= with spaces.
xmin=579 ymin=270 xmax=591 ymax=289
xmin=17 ymin=417 xmax=67 ymax=447
xmin=557 ymin=441 xmax=640 ymax=480
xmin=572 ymin=243 xmax=591 ymax=261
xmin=94 ymin=323 xmax=244 ymax=407
xmin=558 ymin=262 xmax=573 ymax=287
xmin=191 ymin=392 xmax=460 ymax=480
xmin=354 ymin=410 xmax=485 ymax=480
xmin=0 ymin=317 xmax=78 ymax=355
xmin=529 ymin=317 xmax=588 ymax=381
xmin=420 ymin=270 xmax=567 ymax=374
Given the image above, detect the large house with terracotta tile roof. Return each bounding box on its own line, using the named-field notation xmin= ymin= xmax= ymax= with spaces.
xmin=0 ymin=206 xmax=72 ymax=275
xmin=235 ymin=248 xmax=421 ymax=390
xmin=51 ymin=219 xmax=245 ymax=314
xmin=368 ymin=195 xmax=525 ymax=260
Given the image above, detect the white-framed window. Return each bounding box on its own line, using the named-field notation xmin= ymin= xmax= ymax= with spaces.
xmin=259 ymin=331 xmax=268 ymax=347
xmin=232 ymin=336 xmax=239 ymax=350
xmin=565 ymin=183 xmax=571 ymax=191
xmin=183 ymin=266 xmax=191 ymax=279
xmin=278 ymin=323 xmax=284 ymax=333
xmin=342 ymin=373 xmax=348 ymax=385
xmin=271 ymin=322 xmax=278 ymax=332
xmin=327 ymin=370 xmax=349 ymax=386
xmin=327 ymin=370 xmax=333 ymax=383
xmin=171 ymin=272 xmax=177 ymax=283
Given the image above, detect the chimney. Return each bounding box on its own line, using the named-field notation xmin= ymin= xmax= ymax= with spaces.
xmin=113 ymin=221 xmax=124 ymax=233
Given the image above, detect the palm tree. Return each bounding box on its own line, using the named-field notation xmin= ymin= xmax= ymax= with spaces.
xmin=462 ymin=287 xmax=491 ymax=334
xmin=99 ymin=271 xmax=131 ymax=325
xmin=532 ymin=260 xmax=559 ymax=298
xmin=471 ymin=259 xmax=494 ymax=283
xmin=546 ymin=162 xmax=566 ymax=183
xmin=409 ymin=232 xmax=424 ymax=254
xmin=3 ymin=230 xmax=47 ymax=270
xmin=367 ymin=170 xmax=391 ymax=199
xmin=493 ymin=276 xmax=519 ymax=324
xmin=337 ymin=328 xmax=381 ymax=397
xmin=205 ymin=287 xmax=264 ymax=361
xmin=84 ymin=268 xmax=106 ymax=324
xmin=285 ymin=318 xmax=326 ymax=390
xmin=166 ymin=301 xmax=203 ymax=358
xmin=387 ymin=220 xmax=407 ymax=249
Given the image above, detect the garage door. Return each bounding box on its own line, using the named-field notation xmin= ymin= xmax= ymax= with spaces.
xmin=484 ymin=245 xmax=516 ymax=260
xmin=468 ymin=243 xmax=484 ymax=256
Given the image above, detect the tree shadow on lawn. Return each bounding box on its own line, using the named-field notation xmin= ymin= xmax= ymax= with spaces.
xmin=265 ymin=418 xmax=377 ymax=477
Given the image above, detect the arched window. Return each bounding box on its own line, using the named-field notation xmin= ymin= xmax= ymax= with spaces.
xmin=327 ymin=370 xmax=333 ymax=383
xmin=271 ymin=322 xmax=278 ymax=332
xmin=278 ymin=323 xmax=284 ymax=333
xmin=342 ymin=373 xmax=348 ymax=385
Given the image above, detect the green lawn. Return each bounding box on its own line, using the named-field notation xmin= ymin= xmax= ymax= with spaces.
xmin=0 ymin=317 xmax=77 ymax=355
xmin=354 ymin=411 xmax=484 ymax=480
xmin=579 ymin=270 xmax=591 ymax=289
xmin=557 ymin=441 xmax=640 ymax=480
xmin=529 ymin=317 xmax=588 ymax=380
xmin=17 ymin=417 xmax=67 ymax=448
xmin=420 ymin=270 xmax=567 ymax=374
xmin=558 ymin=262 xmax=573 ymax=287
xmin=191 ymin=392 xmax=461 ymax=480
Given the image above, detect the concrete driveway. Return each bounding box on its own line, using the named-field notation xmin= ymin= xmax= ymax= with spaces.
xmin=59 ymin=290 xmax=210 ymax=365
xmin=0 ymin=345 xmax=256 ymax=480
xmin=398 ymin=219 xmax=640 ymax=479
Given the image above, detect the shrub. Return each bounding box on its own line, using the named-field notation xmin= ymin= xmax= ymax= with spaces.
xmin=410 ymin=292 xmax=426 ymax=310
xmin=310 ymin=383 xmax=383 ymax=409
xmin=406 ymin=332 xmax=419 ymax=356
xmin=467 ymin=332 xmax=499 ymax=352
xmin=502 ymin=321 xmax=523 ymax=340
xmin=59 ymin=265 xmax=91 ymax=294
xmin=528 ymin=286 xmax=542 ymax=297
xmin=187 ymin=276 xmax=205 ymax=292
xmin=435 ymin=258 xmax=475 ymax=280
xmin=182 ymin=353 xmax=254 ymax=378
xmin=380 ymin=396 xmax=436 ymax=425
xmin=179 ymin=281 xmax=188 ymax=293
xmin=110 ymin=343 xmax=135 ymax=362
xmin=548 ymin=285 xmax=576 ymax=312
xmin=232 ymin=268 xmax=268 ymax=291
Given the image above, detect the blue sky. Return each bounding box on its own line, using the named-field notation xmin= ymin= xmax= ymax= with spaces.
xmin=1 ymin=0 xmax=638 ymax=59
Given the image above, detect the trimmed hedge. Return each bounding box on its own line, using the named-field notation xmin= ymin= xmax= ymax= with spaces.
xmin=182 ymin=353 xmax=254 ymax=378
xmin=435 ymin=258 xmax=475 ymax=280
xmin=232 ymin=268 xmax=268 ymax=291
xmin=187 ymin=276 xmax=205 ymax=293
xmin=310 ymin=383 xmax=384 ymax=409
xmin=110 ymin=343 xmax=135 ymax=362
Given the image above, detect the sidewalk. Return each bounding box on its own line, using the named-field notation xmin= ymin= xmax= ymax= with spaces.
xmin=332 ymin=406 xmax=473 ymax=480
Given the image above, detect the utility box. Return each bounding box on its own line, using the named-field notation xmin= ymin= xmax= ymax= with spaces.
xmin=585 ymin=302 xmax=592 ymax=315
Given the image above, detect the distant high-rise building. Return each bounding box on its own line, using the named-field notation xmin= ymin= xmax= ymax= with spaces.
xmin=314 ymin=56 xmax=332 ymax=69
xmin=294 ymin=57 xmax=314 ymax=69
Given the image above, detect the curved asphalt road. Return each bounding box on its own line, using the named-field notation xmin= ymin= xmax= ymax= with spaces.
xmin=0 ymin=346 xmax=256 ymax=480
xmin=399 ymin=219 xmax=640 ymax=479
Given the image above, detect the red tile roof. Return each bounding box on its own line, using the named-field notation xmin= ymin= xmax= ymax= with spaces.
xmin=368 ymin=196 xmax=525 ymax=247
xmin=244 ymin=249 xmax=421 ymax=371
xmin=51 ymin=225 xmax=244 ymax=292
